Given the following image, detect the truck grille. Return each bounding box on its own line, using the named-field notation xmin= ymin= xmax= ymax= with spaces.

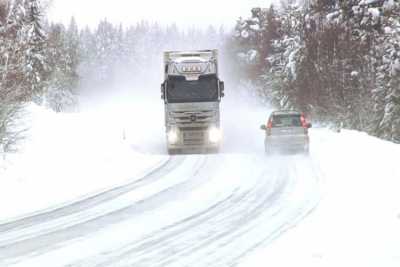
xmin=180 ymin=126 xmax=208 ymax=131
xmin=182 ymin=131 xmax=207 ymax=145
xmin=168 ymin=110 xmax=218 ymax=146
xmin=171 ymin=110 xmax=216 ymax=124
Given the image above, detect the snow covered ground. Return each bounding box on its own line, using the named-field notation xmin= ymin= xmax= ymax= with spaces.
xmin=240 ymin=129 xmax=400 ymax=267
xmin=0 ymin=103 xmax=166 ymax=222
xmin=0 ymin=91 xmax=399 ymax=267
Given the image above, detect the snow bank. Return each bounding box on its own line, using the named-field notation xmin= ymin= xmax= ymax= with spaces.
xmin=0 ymin=103 xmax=166 ymax=222
xmin=239 ymin=128 xmax=400 ymax=267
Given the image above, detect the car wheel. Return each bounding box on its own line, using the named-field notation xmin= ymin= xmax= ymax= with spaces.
xmin=265 ymin=144 xmax=272 ymax=155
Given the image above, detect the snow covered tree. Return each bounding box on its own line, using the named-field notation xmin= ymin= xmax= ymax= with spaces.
xmin=232 ymin=11 xmax=263 ymax=81
xmin=373 ymin=1 xmax=400 ymax=142
xmin=0 ymin=0 xmax=49 ymax=152
xmin=22 ymin=0 xmax=49 ymax=101
xmin=259 ymin=1 xmax=308 ymax=110
xmin=0 ymin=1 xmax=21 ymax=153
xmin=78 ymin=25 xmax=96 ymax=89
xmin=93 ymin=19 xmax=117 ymax=86
xmin=45 ymin=21 xmax=79 ymax=112
xmin=230 ymin=0 xmax=400 ymax=141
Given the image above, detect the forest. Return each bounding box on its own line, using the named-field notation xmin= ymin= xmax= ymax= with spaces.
xmin=0 ymin=0 xmax=399 ymax=154
xmin=229 ymin=0 xmax=400 ymax=142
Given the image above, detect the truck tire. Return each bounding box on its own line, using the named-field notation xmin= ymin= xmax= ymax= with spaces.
xmin=207 ymin=147 xmax=220 ymax=154
xmin=167 ymin=148 xmax=179 ymax=155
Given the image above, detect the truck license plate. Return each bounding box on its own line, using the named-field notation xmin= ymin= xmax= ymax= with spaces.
xmin=184 ymin=132 xmax=204 ymax=139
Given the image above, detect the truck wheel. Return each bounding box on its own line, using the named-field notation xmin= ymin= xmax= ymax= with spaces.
xmin=168 ymin=148 xmax=179 ymax=155
xmin=208 ymin=147 xmax=220 ymax=154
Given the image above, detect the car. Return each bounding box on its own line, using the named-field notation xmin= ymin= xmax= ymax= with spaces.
xmin=260 ymin=110 xmax=312 ymax=154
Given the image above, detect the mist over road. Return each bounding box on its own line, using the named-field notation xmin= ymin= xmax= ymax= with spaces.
xmin=0 ymin=86 xmax=324 ymax=266
xmin=2 ymin=77 xmax=399 ymax=267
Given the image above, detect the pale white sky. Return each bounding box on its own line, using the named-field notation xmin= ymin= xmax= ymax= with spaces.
xmin=48 ymin=0 xmax=275 ymax=30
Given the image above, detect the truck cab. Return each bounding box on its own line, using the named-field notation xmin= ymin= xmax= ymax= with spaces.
xmin=161 ymin=50 xmax=225 ymax=154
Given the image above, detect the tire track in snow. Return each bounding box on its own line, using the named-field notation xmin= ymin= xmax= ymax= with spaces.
xmin=0 ymin=157 xmax=172 ymax=234
xmin=226 ymin=155 xmax=323 ymax=267
xmin=0 ymin=155 xmax=211 ymax=264
xmin=68 ymin=155 xmax=321 ymax=267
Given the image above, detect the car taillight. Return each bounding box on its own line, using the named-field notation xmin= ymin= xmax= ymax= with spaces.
xmin=301 ymin=114 xmax=310 ymax=134
xmin=300 ymin=114 xmax=307 ymax=128
xmin=267 ymin=120 xmax=272 ymax=136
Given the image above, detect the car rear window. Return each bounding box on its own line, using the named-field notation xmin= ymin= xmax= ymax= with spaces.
xmin=271 ymin=114 xmax=302 ymax=127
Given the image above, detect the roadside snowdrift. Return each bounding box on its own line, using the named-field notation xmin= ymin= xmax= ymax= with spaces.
xmin=239 ymin=129 xmax=400 ymax=267
xmin=0 ymin=104 xmax=166 ymax=222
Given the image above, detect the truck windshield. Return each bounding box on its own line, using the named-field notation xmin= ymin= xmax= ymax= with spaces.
xmin=166 ymin=74 xmax=219 ymax=103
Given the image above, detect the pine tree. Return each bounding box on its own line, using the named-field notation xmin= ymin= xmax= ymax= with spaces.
xmin=375 ymin=1 xmax=400 ymax=142
xmin=78 ymin=25 xmax=96 ymax=89
xmin=94 ymin=19 xmax=117 ymax=86
xmin=229 ymin=0 xmax=399 ymax=138
xmin=0 ymin=0 xmax=48 ymax=152
xmin=45 ymin=21 xmax=78 ymax=112
xmin=23 ymin=0 xmax=49 ymax=102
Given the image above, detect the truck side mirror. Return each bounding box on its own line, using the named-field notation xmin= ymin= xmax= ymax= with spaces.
xmin=219 ymin=81 xmax=225 ymax=98
xmin=260 ymin=125 xmax=267 ymax=130
xmin=161 ymin=83 xmax=165 ymax=100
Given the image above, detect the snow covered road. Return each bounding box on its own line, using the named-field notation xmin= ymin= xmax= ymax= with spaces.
xmin=0 ymin=152 xmax=321 ymax=267
xmin=1 ymin=94 xmax=399 ymax=267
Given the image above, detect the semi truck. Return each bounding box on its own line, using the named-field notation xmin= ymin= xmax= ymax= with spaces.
xmin=161 ymin=50 xmax=225 ymax=154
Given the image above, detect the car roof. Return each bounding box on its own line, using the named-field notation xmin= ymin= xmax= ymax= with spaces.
xmin=271 ymin=110 xmax=302 ymax=116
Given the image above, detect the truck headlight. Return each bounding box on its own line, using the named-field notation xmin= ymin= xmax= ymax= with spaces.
xmin=208 ymin=127 xmax=222 ymax=143
xmin=167 ymin=128 xmax=179 ymax=144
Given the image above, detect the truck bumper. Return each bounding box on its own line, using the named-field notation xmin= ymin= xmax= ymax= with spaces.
xmin=166 ymin=128 xmax=221 ymax=154
xmin=167 ymin=145 xmax=220 ymax=155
